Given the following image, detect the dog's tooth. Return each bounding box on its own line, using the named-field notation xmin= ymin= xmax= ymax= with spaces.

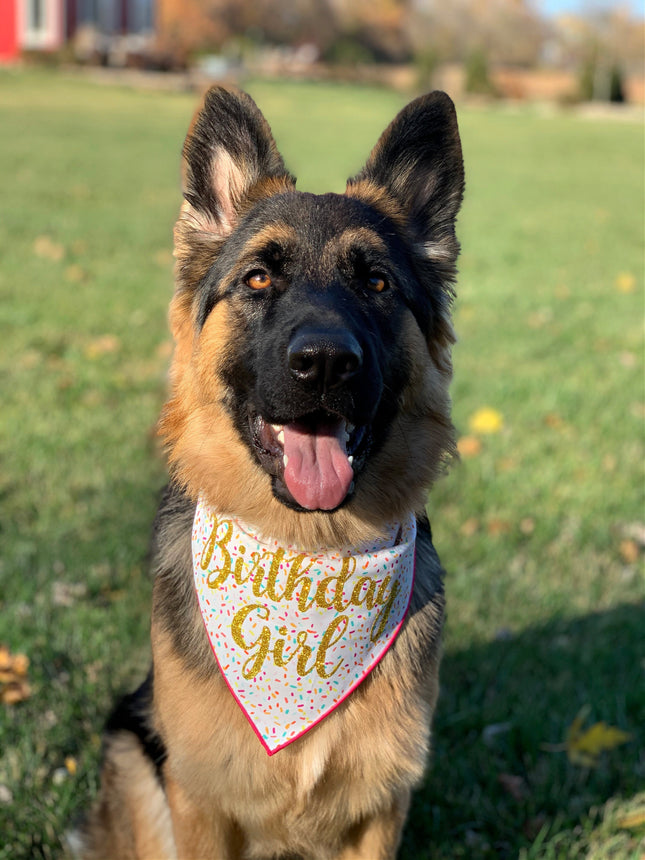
xmin=348 ymin=455 xmax=354 ymax=466
xmin=271 ymin=424 xmax=281 ymax=433
xmin=283 ymin=454 xmax=289 ymax=467
xmin=277 ymin=430 xmax=285 ymax=445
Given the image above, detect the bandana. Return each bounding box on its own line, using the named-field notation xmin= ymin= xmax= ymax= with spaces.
xmin=192 ymin=498 xmax=416 ymax=754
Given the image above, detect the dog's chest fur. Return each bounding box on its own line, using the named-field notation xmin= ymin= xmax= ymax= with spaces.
xmin=149 ymin=488 xmax=444 ymax=859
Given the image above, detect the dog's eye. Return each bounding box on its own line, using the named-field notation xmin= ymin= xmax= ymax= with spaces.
xmin=366 ymin=273 xmax=387 ymax=293
xmin=245 ymin=271 xmax=272 ymax=290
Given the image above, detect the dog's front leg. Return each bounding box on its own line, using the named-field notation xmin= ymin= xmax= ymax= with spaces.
xmin=165 ymin=771 xmax=243 ymax=860
xmin=337 ymin=790 xmax=411 ymax=860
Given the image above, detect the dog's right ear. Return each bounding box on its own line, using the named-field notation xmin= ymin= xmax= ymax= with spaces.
xmin=347 ymin=91 xmax=464 ymax=269
xmin=177 ymin=87 xmax=295 ymax=242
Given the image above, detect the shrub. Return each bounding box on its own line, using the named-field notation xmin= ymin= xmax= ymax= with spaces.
xmin=464 ymin=48 xmax=496 ymax=97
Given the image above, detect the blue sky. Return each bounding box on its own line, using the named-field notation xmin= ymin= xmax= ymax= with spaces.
xmin=539 ymin=0 xmax=644 ymax=16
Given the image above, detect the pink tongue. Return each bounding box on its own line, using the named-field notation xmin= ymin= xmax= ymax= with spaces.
xmin=282 ymin=422 xmax=354 ymax=511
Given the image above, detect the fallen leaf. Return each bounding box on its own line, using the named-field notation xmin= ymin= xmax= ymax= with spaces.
xmin=615 ymin=272 xmax=636 ymax=294
xmin=621 ymin=522 xmax=645 ymax=547
xmin=52 ymin=768 xmax=68 ymax=786
xmin=594 ymin=338 xmax=610 ymax=353
xmin=566 ymin=706 xmax=632 ymax=767
xmin=527 ymin=308 xmax=553 ymax=329
xmin=85 ymin=661 xmax=104 ymax=684
xmin=602 ymin=454 xmax=617 ymax=473
xmin=1 ymin=680 xmax=31 ymax=705
xmin=497 ymin=457 xmax=517 ymax=472
xmin=619 ymin=539 xmax=639 ymax=564
xmin=70 ymin=182 xmax=90 ymax=199
xmin=619 ymin=351 xmax=637 ymax=368
xmin=52 ymin=581 xmax=88 ymax=608
xmin=460 ymin=517 xmax=479 ymax=537
xmin=43 ymin=709 xmax=58 ymax=728
xmin=0 ymin=647 xmax=33 ymax=705
xmin=65 ymin=264 xmax=87 ymax=284
xmin=85 ymin=335 xmax=120 ymax=359
xmin=18 ymin=349 xmax=41 ymax=370
xmin=616 ymin=806 xmax=645 ymax=830
xmin=11 ymin=653 xmax=29 ymax=676
xmin=544 ymin=412 xmax=564 ymax=429
xmin=33 ymin=235 xmax=64 ymax=262
xmin=56 ymin=374 xmax=75 ymax=391
xmin=469 ymin=407 xmax=504 ymax=435
xmin=488 ymin=518 xmax=511 ymax=537
xmin=81 ymin=390 xmax=103 ymax=407
xmin=457 ymin=435 xmax=482 ymax=458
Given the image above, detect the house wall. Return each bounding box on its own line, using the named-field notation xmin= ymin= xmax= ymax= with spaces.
xmin=0 ymin=0 xmax=19 ymax=60
xmin=71 ymin=0 xmax=152 ymax=35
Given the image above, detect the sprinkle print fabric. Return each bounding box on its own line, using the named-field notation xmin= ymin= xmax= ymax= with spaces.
xmin=192 ymin=499 xmax=416 ymax=754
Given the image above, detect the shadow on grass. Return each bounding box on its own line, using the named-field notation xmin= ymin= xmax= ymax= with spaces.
xmin=401 ymin=602 xmax=644 ymax=859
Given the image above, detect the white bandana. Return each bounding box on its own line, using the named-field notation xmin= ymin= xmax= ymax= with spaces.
xmin=192 ymin=498 xmax=416 ymax=754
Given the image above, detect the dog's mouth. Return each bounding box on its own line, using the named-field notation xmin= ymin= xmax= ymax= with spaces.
xmin=250 ymin=410 xmax=369 ymax=512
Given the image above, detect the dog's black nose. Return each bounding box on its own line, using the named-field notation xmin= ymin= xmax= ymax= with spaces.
xmin=288 ymin=329 xmax=363 ymax=391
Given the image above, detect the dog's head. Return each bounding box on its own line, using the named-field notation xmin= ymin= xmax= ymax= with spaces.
xmin=160 ymin=87 xmax=464 ymax=548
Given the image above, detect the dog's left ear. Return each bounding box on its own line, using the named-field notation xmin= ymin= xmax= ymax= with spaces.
xmin=347 ymin=91 xmax=464 ymax=265
xmin=173 ymin=87 xmax=296 ymax=298
xmin=177 ymin=87 xmax=295 ymax=243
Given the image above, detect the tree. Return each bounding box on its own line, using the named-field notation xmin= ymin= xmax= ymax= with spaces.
xmin=406 ymin=0 xmax=546 ymax=68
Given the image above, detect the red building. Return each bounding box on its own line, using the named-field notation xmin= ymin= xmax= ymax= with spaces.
xmin=0 ymin=0 xmax=153 ymax=62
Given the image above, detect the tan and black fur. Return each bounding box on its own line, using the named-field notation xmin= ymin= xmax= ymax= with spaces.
xmin=80 ymin=87 xmax=464 ymax=860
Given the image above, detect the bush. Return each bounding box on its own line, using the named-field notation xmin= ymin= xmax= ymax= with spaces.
xmin=609 ymin=64 xmax=626 ymax=103
xmin=579 ymin=56 xmax=627 ymax=103
xmin=415 ymin=48 xmax=440 ymax=91
xmin=323 ymin=35 xmax=376 ymax=67
xmin=579 ymin=56 xmax=596 ymax=102
xmin=464 ymin=48 xmax=496 ymax=97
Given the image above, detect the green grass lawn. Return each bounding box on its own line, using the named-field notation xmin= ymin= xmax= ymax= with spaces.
xmin=0 ymin=69 xmax=643 ymax=859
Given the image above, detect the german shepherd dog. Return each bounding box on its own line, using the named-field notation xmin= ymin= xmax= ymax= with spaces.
xmin=80 ymin=87 xmax=464 ymax=859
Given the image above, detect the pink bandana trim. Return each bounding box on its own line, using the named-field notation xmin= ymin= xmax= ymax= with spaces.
xmin=192 ymin=499 xmax=416 ymax=754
